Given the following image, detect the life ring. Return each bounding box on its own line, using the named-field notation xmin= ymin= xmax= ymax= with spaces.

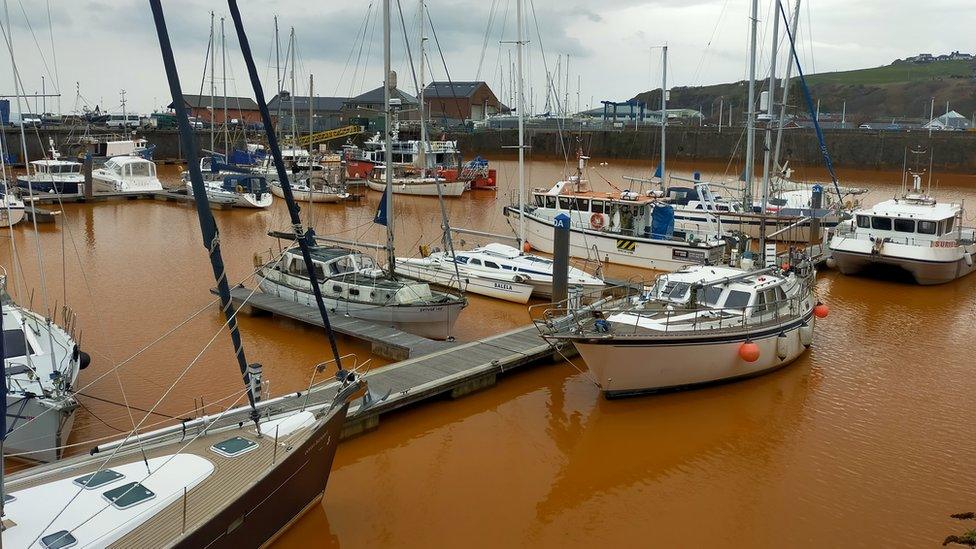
xmin=590 ymin=213 xmax=605 ymax=230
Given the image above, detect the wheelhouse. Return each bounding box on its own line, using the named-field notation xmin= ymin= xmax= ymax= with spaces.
xmin=647 ymin=267 xmax=793 ymax=318
xmin=31 ymin=160 xmax=82 ymax=177
xmin=222 ymin=174 xmax=268 ymax=195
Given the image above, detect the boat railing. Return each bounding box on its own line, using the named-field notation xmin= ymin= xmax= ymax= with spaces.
xmin=528 ymin=279 xmax=648 ymax=337
xmin=840 ymin=229 xmax=970 ymax=247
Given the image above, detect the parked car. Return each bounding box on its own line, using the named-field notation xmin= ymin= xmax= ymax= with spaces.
xmin=858 ymin=123 xmax=872 ymax=130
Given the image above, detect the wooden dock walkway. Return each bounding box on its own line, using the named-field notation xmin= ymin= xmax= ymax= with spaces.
xmin=224 ymin=286 xmax=456 ymax=360
xmin=24 ymin=189 xmax=235 ymax=209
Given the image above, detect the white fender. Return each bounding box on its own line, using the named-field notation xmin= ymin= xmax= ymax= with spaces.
xmin=799 ymin=322 xmax=813 ymax=348
xmin=965 ymin=253 xmax=973 ymax=267
xmin=776 ymin=332 xmax=789 ymax=360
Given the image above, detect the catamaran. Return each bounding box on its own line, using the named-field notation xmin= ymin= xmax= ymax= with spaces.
xmin=828 ymin=169 xmax=976 ymax=285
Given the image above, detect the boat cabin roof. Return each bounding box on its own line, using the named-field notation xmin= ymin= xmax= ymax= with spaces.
xmin=286 ymin=246 xmax=359 ymax=264
xmin=862 ymin=197 xmax=959 ymax=221
xmin=532 ymin=179 xmax=658 ymax=205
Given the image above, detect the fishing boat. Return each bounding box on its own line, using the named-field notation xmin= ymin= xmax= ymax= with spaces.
xmin=92 ymin=156 xmax=164 ymax=193
xmin=15 ymin=140 xmax=85 ymax=195
xmin=535 ymin=260 xmax=821 ymax=397
xmin=2 ymin=6 xmax=368 ymax=546
xmin=828 ymin=170 xmax=976 ymax=285
xmin=2 ymin=271 xmax=90 ymax=463
xmin=505 ymin=154 xmax=726 ymax=271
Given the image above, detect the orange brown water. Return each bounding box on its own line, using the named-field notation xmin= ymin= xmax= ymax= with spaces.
xmin=2 ymin=157 xmax=975 ymax=547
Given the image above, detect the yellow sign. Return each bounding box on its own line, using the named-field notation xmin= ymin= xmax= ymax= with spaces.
xmin=616 ymin=239 xmax=636 ymax=252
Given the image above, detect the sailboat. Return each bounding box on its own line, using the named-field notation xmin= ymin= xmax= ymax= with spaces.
xmin=2 ymin=5 xmax=364 ymax=546
xmin=0 ymin=138 xmax=25 ymax=228
xmin=535 ymin=0 xmax=822 ymax=397
xmin=258 ymin=0 xmax=466 ymax=340
xmin=398 ymin=0 xmax=603 ymax=302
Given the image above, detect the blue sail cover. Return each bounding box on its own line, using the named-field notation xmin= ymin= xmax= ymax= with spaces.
xmin=651 ymin=204 xmax=675 ymax=239
xmin=374 ymin=195 xmax=388 ymax=226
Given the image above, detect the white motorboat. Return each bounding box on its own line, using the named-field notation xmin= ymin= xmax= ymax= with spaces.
xmin=828 ymin=172 xmax=976 ymax=285
xmin=537 ymin=260 xmax=821 ymax=397
xmin=396 ymin=243 xmax=604 ymax=302
xmin=185 ymin=171 xmax=273 ymax=208
xmin=15 ymin=140 xmax=85 ymax=195
xmin=0 ymin=185 xmax=26 ymax=227
xmin=258 ymin=245 xmax=466 ymax=339
xmin=92 ymin=156 xmax=164 ymax=193
xmin=2 ymin=273 xmax=90 ymax=462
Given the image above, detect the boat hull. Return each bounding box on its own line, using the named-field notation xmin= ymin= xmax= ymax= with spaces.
xmin=270 ymin=183 xmax=343 ymax=203
xmin=674 ymin=210 xmax=844 ymax=242
xmin=508 ymin=207 xmax=725 ymax=271
xmin=394 ymin=259 xmax=534 ymax=303
xmin=573 ymin=316 xmax=813 ymax=397
xmin=829 ymin=236 xmax=976 ymax=285
xmin=259 ymin=276 xmax=464 ymax=340
xmin=365 ymin=178 xmax=466 ymax=197
xmin=4 ymin=395 xmax=77 ymax=463
xmin=92 ymin=175 xmax=164 ymax=194
xmin=15 ymin=178 xmax=82 ymax=195
xmin=0 ymin=203 xmax=26 ymax=227
xmin=187 ymin=183 xmax=273 ymax=208
xmin=176 ymin=403 xmax=349 ymax=548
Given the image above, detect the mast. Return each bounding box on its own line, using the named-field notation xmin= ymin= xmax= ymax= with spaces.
xmin=660 ymin=45 xmax=667 ymax=186
xmin=209 ymin=11 xmax=215 ymax=154
xmin=274 ymin=15 xmax=281 ymax=95
xmin=417 ymin=0 xmax=426 ymax=177
xmin=289 ymin=27 xmax=296 ymax=143
xmin=222 ymin=16 xmax=229 ymax=156
xmin=772 ymin=0 xmax=802 ymax=176
xmin=226 ymin=0 xmax=347 ymax=375
xmin=743 ymin=0 xmax=759 ymax=209
xmin=308 ymin=73 xmax=314 ymax=158
xmin=759 ymin=0 xmax=781 ymax=258
xmin=383 ymin=0 xmax=396 ymax=273
xmin=516 ymin=0 xmax=525 ymax=249
xmin=149 ymin=0 xmax=261 ymax=429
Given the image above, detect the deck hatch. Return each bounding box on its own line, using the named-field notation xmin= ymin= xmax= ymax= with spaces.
xmin=103 ymin=482 xmax=156 ymax=510
xmin=41 ymin=530 xmax=77 ymax=549
xmin=3 ymin=493 xmax=14 ymax=503
xmin=73 ymin=469 xmax=124 ymax=490
xmin=211 ymin=436 xmax=258 ymax=458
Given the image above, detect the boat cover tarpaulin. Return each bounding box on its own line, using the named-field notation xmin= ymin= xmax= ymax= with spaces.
xmin=651 ymin=204 xmax=675 ymax=239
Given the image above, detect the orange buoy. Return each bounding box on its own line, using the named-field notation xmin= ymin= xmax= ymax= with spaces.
xmin=781 ymin=263 xmax=791 ymax=271
xmin=522 ymin=241 xmax=532 ymax=253
xmin=813 ymin=302 xmax=829 ymax=319
xmin=738 ymin=340 xmax=760 ymax=362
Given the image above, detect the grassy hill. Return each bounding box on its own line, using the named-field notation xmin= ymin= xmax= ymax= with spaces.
xmin=633 ymin=59 xmax=976 ymax=125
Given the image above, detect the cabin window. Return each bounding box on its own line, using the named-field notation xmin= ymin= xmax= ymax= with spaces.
xmin=946 ymin=217 xmax=955 ymax=232
xmin=74 ymin=469 xmax=124 ymax=490
xmin=484 ymin=261 xmax=500 ymax=269
xmin=938 ymin=220 xmax=946 ymax=235
xmin=724 ymin=290 xmax=751 ymax=310
xmin=871 ymin=217 xmax=892 ymax=231
xmin=662 ymin=281 xmax=690 ymax=301
xmin=545 ymin=196 xmax=557 ymax=209
xmin=500 ymin=264 xmax=513 ymax=270
xmin=455 ymin=256 xmax=469 ymax=264
xmin=576 ymin=199 xmax=590 ymax=212
xmin=103 ymin=482 xmax=156 ymax=510
xmin=348 ymin=288 xmax=360 ymax=296
xmin=716 ymin=205 xmax=730 ymax=211
xmin=592 ymin=200 xmax=605 ymax=214
xmin=775 ymin=287 xmax=787 ymax=303
xmin=753 ymin=291 xmax=768 ymax=314
xmin=701 ymin=286 xmax=723 ymax=306
xmin=856 ymin=215 xmax=870 ymax=229
xmin=469 ymin=259 xmax=482 ymax=266
xmin=129 ymin=162 xmax=152 ymax=177
xmin=917 ymin=220 xmax=937 ymax=234
xmin=3 ymin=329 xmax=32 ymax=358
xmin=558 ymin=197 xmax=574 ymax=210
xmin=763 ymin=289 xmax=780 ymax=308
xmin=695 ymin=204 xmax=704 ymax=210
xmin=288 ymin=260 xmax=308 ymax=276
xmin=534 ymin=195 xmax=544 ymax=207
xmin=332 ymin=285 xmax=342 ymax=293
xmin=41 ymin=531 xmax=78 ymax=549
xmin=893 ymin=218 xmax=915 ymax=233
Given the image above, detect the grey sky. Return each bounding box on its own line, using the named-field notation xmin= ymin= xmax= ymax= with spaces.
xmin=1 ymin=0 xmax=973 ymax=114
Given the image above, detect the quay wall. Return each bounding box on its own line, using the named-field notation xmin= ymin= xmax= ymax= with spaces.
xmin=4 ymin=126 xmax=975 ymax=172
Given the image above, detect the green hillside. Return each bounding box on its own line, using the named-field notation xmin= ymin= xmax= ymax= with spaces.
xmin=633 ymin=59 xmax=976 ymax=124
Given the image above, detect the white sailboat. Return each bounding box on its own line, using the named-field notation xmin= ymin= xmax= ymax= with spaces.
xmin=258 ymin=0 xmax=467 ymax=340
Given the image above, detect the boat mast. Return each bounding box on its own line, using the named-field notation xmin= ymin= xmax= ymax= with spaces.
xmin=772 ymin=0 xmax=802 ymax=177
xmin=743 ymin=0 xmax=759 ymax=209
xmin=660 ymin=45 xmax=667 ymax=187
xmin=308 ymin=73 xmax=314 ymax=159
xmin=222 ymin=16 xmax=229 ymax=156
xmin=383 ymin=0 xmax=396 ymax=274
xmin=516 ymin=0 xmax=525 ymax=249
xmin=274 ymin=15 xmax=281 ymax=95
xmin=226 ymin=0 xmax=347 ymax=375
xmin=149 ymin=0 xmax=262 ymax=429
xmin=759 ymin=0 xmax=781 ymax=258
xmin=290 ymin=27 xmax=296 ymax=144
xmin=418 ymin=0 xmax=426 ymax=178
xmin=209 ymin=11 xmax=215 ymax=155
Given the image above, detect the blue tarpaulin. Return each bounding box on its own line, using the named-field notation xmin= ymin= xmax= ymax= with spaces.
xmin=650 ymin=204 xmax=675 ymax=239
